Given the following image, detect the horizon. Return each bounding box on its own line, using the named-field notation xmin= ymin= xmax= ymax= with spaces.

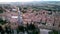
xmin=0 ymin=0 xmax=60 ymax=2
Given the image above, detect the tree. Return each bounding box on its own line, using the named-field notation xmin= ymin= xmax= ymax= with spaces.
xmin=0 ymin=18 xmax=7 ymax=25
xmin=27 ymin=23 xmax=40 ymax=34
xmin=17 ymin=26 xmax=25 ymax=32
xmin=5 ymin=26 xmax=11 ymax=34
xmin=0 ymin=26 xmax=5 ymax=34
xmin=0 ymin=10 xmax=3 ymax=13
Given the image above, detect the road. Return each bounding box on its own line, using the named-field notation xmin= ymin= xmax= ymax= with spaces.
xmin=40 ymin=29 xmax=52 ymax=34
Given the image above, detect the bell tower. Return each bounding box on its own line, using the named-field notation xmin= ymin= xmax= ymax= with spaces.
xmin=17 ymin=7 xmax=23 ymax=25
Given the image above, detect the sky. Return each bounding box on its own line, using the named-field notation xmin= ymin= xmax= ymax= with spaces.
xmin=0 ymin=0 xmax=60 ymax=2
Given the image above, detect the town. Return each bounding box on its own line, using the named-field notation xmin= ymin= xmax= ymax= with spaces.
xmin=0 ymin=2 xmax=60 ymax=34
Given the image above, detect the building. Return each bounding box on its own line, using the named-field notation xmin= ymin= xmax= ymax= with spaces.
xmin=0 ymin=6 xmax=23 ymax=29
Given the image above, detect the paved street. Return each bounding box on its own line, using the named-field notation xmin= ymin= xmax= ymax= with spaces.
xmin=40 ymin=29 xmax=52 ymax=34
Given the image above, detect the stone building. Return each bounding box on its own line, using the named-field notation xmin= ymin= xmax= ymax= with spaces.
xmin=0 ymin=6 xmax=23 ymax=29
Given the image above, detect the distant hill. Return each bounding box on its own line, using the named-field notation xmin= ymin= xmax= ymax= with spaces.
xmin=0 ymin=1 xmax=60 ymax=11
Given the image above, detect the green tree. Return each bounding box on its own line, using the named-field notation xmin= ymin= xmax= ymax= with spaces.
xmin=0 ymin=18 xmax=7 ymax=25
xmin=0 ymin=10 xmax=3 ymax=13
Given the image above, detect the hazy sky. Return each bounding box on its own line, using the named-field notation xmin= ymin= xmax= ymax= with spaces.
xmin=0 ymin=0 xmax=60 ymax=2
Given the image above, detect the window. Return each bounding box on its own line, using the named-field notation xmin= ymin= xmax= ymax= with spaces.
xmin=11 ymin=16 xmax=18 ymax=18
xmin=43 ymin=12 xmax=45 ymax=14
xmin=12 ymin=9 xmax=16 ymax=11
xmin=48 ymin=11 xmax=52 ymax=15
xmin=59 ymin=24 xmax=60 ymax=27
